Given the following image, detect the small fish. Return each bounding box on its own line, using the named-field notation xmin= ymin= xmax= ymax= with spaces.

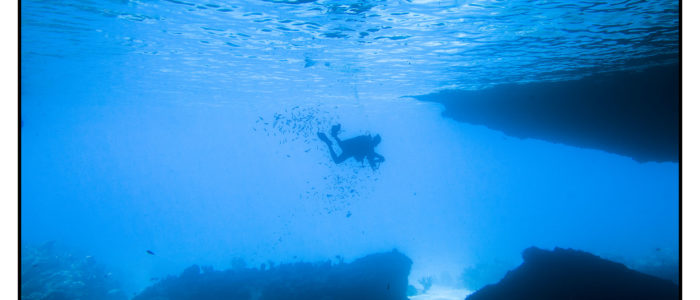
xmin=146 ymin=250 xmax=155 ymax=255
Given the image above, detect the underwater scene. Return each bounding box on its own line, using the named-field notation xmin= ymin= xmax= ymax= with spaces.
xmin=20 ymin=0 xmax=679 ymax=299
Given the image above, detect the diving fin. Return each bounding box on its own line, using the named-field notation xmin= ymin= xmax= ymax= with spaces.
xmin=317 ymin=132 xmax=332 ymax=145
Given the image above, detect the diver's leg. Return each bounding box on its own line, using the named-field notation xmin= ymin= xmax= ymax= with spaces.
xmin=333 ymin=152 xmax=351 ymax=164
xmin=331 ymin=124 xmax=342 ymax=144
xmin=326 ymin=145 xmax=351 ymax=164
xmin=317 ymin=132 xmax=332 ymax=145
xmin=319 ymin=132 xmax=349 ymax=164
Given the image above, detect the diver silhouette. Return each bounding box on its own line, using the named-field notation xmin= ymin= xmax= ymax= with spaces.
xmin=317 ymin=124 xmax=385 ymax=170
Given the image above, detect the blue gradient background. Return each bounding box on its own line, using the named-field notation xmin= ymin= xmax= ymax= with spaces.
xmin=21 ymin=0 xmax=679 ymax=295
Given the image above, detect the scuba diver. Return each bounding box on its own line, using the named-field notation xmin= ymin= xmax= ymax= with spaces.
xmin=317 ymin=124 xmax=385 ymax=170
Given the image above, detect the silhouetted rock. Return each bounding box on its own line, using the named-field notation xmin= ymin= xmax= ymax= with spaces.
xmin=134 ymin=250 xmax=412 ymax=300
xmin=411 ymin=63 xmax=679 ymax=163
xmin=466 ymin=247 xmax=679 ymax=300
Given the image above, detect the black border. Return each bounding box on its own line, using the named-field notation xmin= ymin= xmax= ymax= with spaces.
xmin=678 ymin=0 xmax=683 ymax=297
xmin=18 ymin=0 xmax=22 ymax=298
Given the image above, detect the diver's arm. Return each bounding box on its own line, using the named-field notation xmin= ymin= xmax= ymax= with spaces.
xmin=368 ymin=157 xmax=378 ymax=170
xmin=374 ymin=153 xmax=385 ymax=163
xmin=368 ymin=153 xmax=384 ymax=170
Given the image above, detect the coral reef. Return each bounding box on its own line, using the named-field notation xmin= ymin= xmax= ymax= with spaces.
xmin=21 ymin=242 xmax=127 ymax=300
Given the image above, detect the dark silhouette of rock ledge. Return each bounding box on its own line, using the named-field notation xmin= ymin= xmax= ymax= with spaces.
xmin=133 ymin=250 xmax=412 ymax=300
xmin=466 ymin=247 xmax=679 ymax=300
xmin=410 ymin=63 xmax=679 ymax=163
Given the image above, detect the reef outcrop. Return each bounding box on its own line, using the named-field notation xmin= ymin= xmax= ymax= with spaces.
xmin=411 ymin=63 xmax=679 ymax=163
xmin=134 ymin=250 xmax=412 ymax=300
xmin=466 ymin=247 xmax=679 ymax=300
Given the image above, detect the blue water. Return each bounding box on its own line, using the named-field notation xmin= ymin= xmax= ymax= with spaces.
xmin=21 ymin=0 xmax=679 ymax=297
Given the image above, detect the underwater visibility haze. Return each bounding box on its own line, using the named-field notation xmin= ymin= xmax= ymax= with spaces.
xmin=21 ymin=0 xmax=679 ymax=299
